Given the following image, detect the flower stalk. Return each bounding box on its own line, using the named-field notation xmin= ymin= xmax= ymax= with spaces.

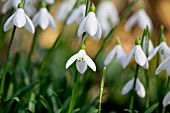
xmin=0 ymin=26 xmax=16 ymax=100
xmin=98 ymin=67 xmax=107 ymax=113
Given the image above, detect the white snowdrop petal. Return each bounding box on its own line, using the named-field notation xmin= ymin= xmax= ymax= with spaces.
xmin=104 ymin=48 xmax=116 ymax=66
xmin=159 ymin=42 xmax=170 ymax=61
xmin=156 ymin=57 xmax=170 ymax=75
xmin=83 ymin=52 xmax=96 ymax=71
xmin=148 ymin=40 xmax=154 ymax=53
xmin=121 ymin=78 xmax=134 ymax=95
xmin=24 ymin=14 xmax=35 ymax=33
xmin=76 ymin=61 xmax=87 ymax=74
xmin=166 ymin=67 xmax=170 ymax=75
xmin=66 ymin=54 xmax=78 ymax=69
xmin=47 ymin=13 xmax=56 ymax=29
xmin=148 ymin=45 xmax=160 ymax=61
xmin=3 ymin=13 xmax=15 ymax=31
xmin=84 ymin=12 xmax=98 ymax=37
xmin=135 ymin=46 xmax=148 ymax=68
xmin=163 ymin=91 xmax=170 ymax=107
xmin=124 ymin=12 xmax=138 ymax=31
xmin=116 ymin=46 xmax=126 ymax=65
xmin=136 ymin=79 xmax=146 ymax=98
xmin=32 ymin=12 xmax=40 ymax=27
xmin=77 ymin=18 xmax=86 ymax=37
xmin=123 ymin=47 xmax=135 ymax=68
xmin=13 ymin=9 xmax=26 ymax=28
xmin=67 ymin=8 xmax=80 ymax=25
xmin=95 ymin=19 xmax=102 ymax=39
xmin=2 ymin=1 xmax=11 ymax=14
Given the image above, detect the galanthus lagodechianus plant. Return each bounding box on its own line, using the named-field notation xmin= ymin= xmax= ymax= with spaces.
xmin=66 ymin=3 xmax=86 ymax=25
xmin=148 ymin=36 xmax=170 ymax=75
xmin=97 ymin=0 xmax=119 ymax=36
xmin=124 ymin=7 xmax=153 ymax=32
xmin=32 ymin=2 xmax=56 ymax=30
xmin=3 ymin=3 xmax=35 ymax=33
xmin=66 ymin=44 xmax=96 ymax=74
xmin=123 ymin=38 xmax=149 ymax=69
xmin=78 ymin=3 xmax=102 ymax=39
xmin=104 ymin=38 xmax=126 ymax=66
xmin=56 ymin=0 xmax=76 ymax=22
xmin=121 ymin=78 xmax=146 ymax=98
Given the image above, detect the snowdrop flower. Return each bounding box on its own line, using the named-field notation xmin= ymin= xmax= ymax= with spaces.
xmin=2 ymin=0 xmax=37 ymax=17
xmin=45 ymin=0 xmax=55 ymax=5
xmin=3 ymin=3 xmax=35 ymax=33
xmin=97 ymin=0 xmax=119 ymax=36
xmin=78 ymin=4 xmax=102 ymax=39
xmin=67 ymin=4 xmax=86 ymax=25
xmin=163 ymin=91 xmax=170 ymax=107
xmin=123 ymin=38 xmax=149 ymax=69
xmin=156 ymin=56 xmax=170 ymax=75
xmin=32 ymin=2 xmax=56 ymax=30
xmin=2 ymin=0 xmax=20 ymax=13
xmin=56 ymin=0 xmax=76 ymax=22
xmin=66 ymin=45 xmax=96 ymax=74
xmin=104 ymin=38 xmax=126 ymax=66
xmin=124 ymin=9 xmax=153 ymax=31
xmin=122 ymin=78 xmax=145 ymax=98
xmin=142 ymin=36 xmax=154 ymax=54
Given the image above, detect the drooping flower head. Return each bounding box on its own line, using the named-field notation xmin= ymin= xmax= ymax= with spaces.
xmin=56 ymin=0 xmax=76 ymax=22
xmin=123 ymin=38 xmax=149 ymax=69
xmin=32 ymin=1 xmax=56 ymax=30
xmin=78 ymin=3 xmax=102 ymax=39
xmin=66 ymin=44 xmax=96 ymax=74
xmin=121 ymin=78 xmax=146 ymax=98
xmin=66 ymin=3 xmax=86 ymax=25
xmin=3 ymin=3 xmax=35 ymax=33
xmin=97 ymin=0 xmax=119 ymax=36
xmin=104 ymin=37 xmax=126 ymax=66
xmin=124 ymin=8 xmax=153 ymax=32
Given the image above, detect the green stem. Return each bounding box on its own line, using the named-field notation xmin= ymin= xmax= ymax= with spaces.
xmin=161 ymin=107 xmax=165 ymax=113
xmin=145 ymin=69 xmax=149 ymax=108
xmin=0 ymin=27 xmax=16 ymax=100
xmin=129 ymin=64 xmax=140 ymax=112
xmin=68 ymin=70 xmax=80 ymax=113
xmin=26 ymin=28 xmax=40 ymax=69
xmin=98 ymin=67 xmax=107 ymax=113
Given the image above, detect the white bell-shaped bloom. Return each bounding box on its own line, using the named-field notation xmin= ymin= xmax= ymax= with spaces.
xmin=2 ymin=0 xmax=37 ymax=17
xmin=78 ymin=12 xmax=102 ymax=39
xmin=97 ymin=0 xmax=119 ymax=36
xmin=163 ymin=91 xmax=170 ymax=107
xmin=67 ymin=4 xmax=86 ymax=25
xmin=45 ymin=0 xmax=55 ymax=4
xmin=124 ymin=9 xmax=153 ymax=31
xmin=56 ymin=0 xmax=76 ymax=22
xmin=121 ymin=78 xmax=146 ymax=98
xmin=123 ymin=39 xmax=148 ymax=69
xmin=3 ymin=4 xmax=35 ymax=33
xmin=156 ymin=56 xmax=170 ymax=75
xmin=104 ymin=39 xmax=126 ymax=66
xmin=142 ymin=36 xmax=154 ymax=54
xmin=66 ymin=49 xmax=96 ymax=74
xmin=32 ymin=7 xmax=56 ymax=30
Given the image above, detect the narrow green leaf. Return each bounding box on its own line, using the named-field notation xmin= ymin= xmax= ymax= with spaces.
xmin=71 ymin=108 xmax=80 ymax=113
xmin=0 ymin=97 xmax=20 ymax=110
xmin=25 ymin=108 xmax=33 ymax=113
xmin=40 ymin=95 xmax=52 ymax=113
xmin=55 ymin=109 xmax=62 ymax=113
xmin=144 ymin=103 xmax=159 ymax=113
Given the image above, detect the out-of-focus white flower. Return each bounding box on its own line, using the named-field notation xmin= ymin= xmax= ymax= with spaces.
xmin=78 ymin=4 xmax=102 ymax=39
xmin=45 ymin=0 xmax=55 ymax=4
xmin=142 ymin=36 xmax=154 ymax=54
xmin=124 ymin=9 xmax=153 ymax=31
xmin=163 ymin=91 xmax=170 ymax=107
xmin=67 ymin=4 xmax=86 ymax=25
xmin=123 ymin=38 xmax=148 ymax=69
xmin=2 ymin=0 xmax=37 ymax=17
xmin=3 ymin=3 xmax=35 ymax=33
xmin=121 ymin=78 xmax=146 ymax=98
xmin=66 ymin=49 xmax=96 ymax=74
xmin=97 ymin=0 xmax=119 ymax=36
xmin=32 ymin=7 xmax=56 ymax=30
xmin=104 ymin=38 xmax=126 ymax=66
xmin=56 ymin=0 xmax=76 ymax=22
xmin=156 ymin=56 xmax=170 ymax=75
